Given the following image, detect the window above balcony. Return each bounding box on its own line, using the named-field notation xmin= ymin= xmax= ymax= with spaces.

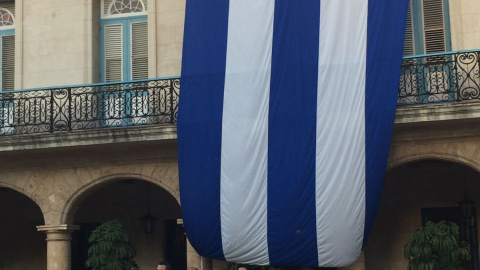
xmin=0 ymin=1 xmax=14 ymax=92
xmin=404 ymin=0 xmax=452 ymax=56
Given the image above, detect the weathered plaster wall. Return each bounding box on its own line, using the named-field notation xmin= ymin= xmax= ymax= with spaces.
xmin=450 ymin=0 xmax=480 ymax=50
xmin=21 ymin=0 xmax=97 ymax=88
xmin=364 ymin=117 xmax=480 ymax=269
xmin=154 ymin=0 xmax=185 ymax=77
xmin=365 ymin=161 xmax=480 ymax=270
xmin=0 ymin=140 xmax=180 ymax=269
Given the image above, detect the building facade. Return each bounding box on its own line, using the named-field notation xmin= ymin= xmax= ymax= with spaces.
xmin=0 ymin=0 xmax=479 ymax=270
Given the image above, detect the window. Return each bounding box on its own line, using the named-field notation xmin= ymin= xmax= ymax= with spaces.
xmin=403 ymin=0 xmax=451 ymax=56
xmin=0 ymin=3 xmax=15 ymax=91
xmin=100 ymin=0 xmax=148 ymax=82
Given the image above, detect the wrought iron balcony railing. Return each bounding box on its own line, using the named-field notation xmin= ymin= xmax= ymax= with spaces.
xmin=398 ymin=50 xmax=480 ymax=105
xmin=0 ymin=50 xmax=478 ymax=136
xmin=0 ymin=78 xmax=179 ymax=135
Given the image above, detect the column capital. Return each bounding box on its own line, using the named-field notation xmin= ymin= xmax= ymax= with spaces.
xmin=37 ymin=225 xmax=78 ymax=270
xmin=36 ymin=224 xmax=80 ymax=233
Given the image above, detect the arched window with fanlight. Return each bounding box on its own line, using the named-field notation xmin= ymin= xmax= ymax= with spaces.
xmin=0 ymin=2 xmax=15 ymax=91
xmin=100 ymin=0 xmax=148 ymax=82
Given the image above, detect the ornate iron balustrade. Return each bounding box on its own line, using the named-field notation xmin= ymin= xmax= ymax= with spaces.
xmin=398 ymin=50 xmax=480 ymax=105
xmin=0 ymin=78 xmax=179 ymax=135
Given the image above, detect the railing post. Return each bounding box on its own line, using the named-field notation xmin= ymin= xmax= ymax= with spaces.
xmin=454 ymin=53 xmax=460 ymax=102
xmin=170 ymin=79 xmax=175 ymax=124
xmin=68 ymin=87 xmax=72 ymax=131
xmin=50 ymin=89 xmax=54 ymax=133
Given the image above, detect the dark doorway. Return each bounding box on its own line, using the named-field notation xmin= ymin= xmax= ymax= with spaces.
xmin=166 ymin=220 xmax=186 ymax=270
xmin=72 ymin=223 xmax=100 ymax=270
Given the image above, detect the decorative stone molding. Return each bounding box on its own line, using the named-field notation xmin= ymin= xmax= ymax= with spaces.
xmin=395 ymin=102 xmax=480 ymax=124
xmin=37 ymin=224 xmax=80 ymax=234
xmin=0 ymin=125 xmax=176 ymax=152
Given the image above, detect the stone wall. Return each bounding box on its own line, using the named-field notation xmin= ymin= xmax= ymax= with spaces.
xmin=20 ymin=0 xmax=97 ymax=89
xmin=450 ymin=0 xmax=480 ymax=50
xmin=0 ymin=139 xmax=181 ymax=269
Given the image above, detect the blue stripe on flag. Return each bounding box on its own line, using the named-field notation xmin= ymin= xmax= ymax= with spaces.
xmin=267 ymin=0 xmax=320 ymax=266
xmin=178 ymin=0 xmax=229 ymax=260
xmin=364 ymin=0 xmax=408 ymax=243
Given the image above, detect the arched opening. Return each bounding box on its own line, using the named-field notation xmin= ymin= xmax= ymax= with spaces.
xmin=365 ymin=159 xmax=480 ymax=270
xmin=71 ymin=178 xmax=183 ymax=270
xmin=0 ymin=187 xmax=46 ymax=270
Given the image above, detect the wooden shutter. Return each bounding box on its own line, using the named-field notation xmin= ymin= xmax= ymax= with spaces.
xmin=403 ymin=0 xmax=415 ymax=56
xmin=2 ymin=35 xmax=14 ymax=91
xmin=104 ymin=24 xmax=123 ymax=82
xmin=422 ymin=0 xmax=446 ymax=54
xmin=103 ymin=0 xmax=112 ymax=16
xmin=131 ymin=21 xmax=148 ymax=80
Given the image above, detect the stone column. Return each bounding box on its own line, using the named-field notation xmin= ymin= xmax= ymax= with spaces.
xmin=37 ymin=225 xmax=80 ymax=270
xmin=179 ymin=219 xmax=213 ymax=270
xmin=186 ymin=238 xmax=213 ymax=270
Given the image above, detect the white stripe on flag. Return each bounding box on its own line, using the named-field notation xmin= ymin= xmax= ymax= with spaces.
xmin=316 ymin=0 xmax=367 ymax=266
xmin=220 ymin=0 xmax=274 ymax=264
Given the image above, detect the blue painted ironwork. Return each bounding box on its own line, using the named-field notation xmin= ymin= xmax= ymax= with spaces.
xmin=0 ymin=78 xmax=179 ymax=135
xmin=398 ymin=50 xmax=480 ymax=105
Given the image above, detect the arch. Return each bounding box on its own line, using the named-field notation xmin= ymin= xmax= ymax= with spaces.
xmin=108 ymin=0 xmax=145 ymax=15
xmin=388 ymin=152 xmax=480 ymax=174
xmin=0 ymin=182 xmax=45 ymax=217
xmin=0 ymin=183 xmax=46 ymax=269
xmin=61 ymin=172 xmax=180 ymax=224
xmin=367 ymin=152 xmax=480 ymax=269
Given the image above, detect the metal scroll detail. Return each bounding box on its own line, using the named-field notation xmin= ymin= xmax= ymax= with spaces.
xmin=0 ymin=78 xmax=179 ymax=135
xmin=398 ymin=50 xmax=480 ymax=105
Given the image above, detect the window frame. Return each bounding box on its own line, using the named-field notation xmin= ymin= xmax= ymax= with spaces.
xmin=0 ymin=28 xmax=14 ymax=91
xmin=406 ymin=0 xmax=452 ymax=56
xmin=99 ymin=15 xmax=147 ymax=83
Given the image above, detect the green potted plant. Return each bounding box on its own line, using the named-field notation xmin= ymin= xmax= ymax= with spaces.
xmin=404 ymin=220 xmax=471 ymax=270
xmin=86 ymin=219 xmax=137 ymax=270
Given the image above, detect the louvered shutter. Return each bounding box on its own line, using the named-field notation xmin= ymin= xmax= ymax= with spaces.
xmin=105 ymin=24 xmax=123 ymax=82
xmin=403 ymin=0 xmax=414 ymax=56
xmin=422 ymin=0 xmax=446 ymax=54
xmin=2 ymin=34 xmax=14 ymax=91
xmin=104 ymin=0 xmax=111 ymax=16
xmin=131 ymin=21 xmax=148 ymax=80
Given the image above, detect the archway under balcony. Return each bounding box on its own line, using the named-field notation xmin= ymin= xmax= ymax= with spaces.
xmin=67 ymin=177 xmax=184 ymax=270
xmin=0 ymin=186 xmax=46 ymax=270
xmin=364 ymin=158 xmax=480 ymax=270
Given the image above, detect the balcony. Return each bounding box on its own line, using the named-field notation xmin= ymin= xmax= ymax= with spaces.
xmin=0 ymin=78 xmax=179 ymax=151
xmin=0 ymin=50 xmax=478 ymax=142
xmin=398 ymin=50 xmax=480 ymax=105
xmin=396 ymin=50 xmax=480 ymax=124
xmin=0 ymin=78 xmax=179 ymax=134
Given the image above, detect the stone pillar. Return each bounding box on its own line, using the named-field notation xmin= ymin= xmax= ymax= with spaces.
xmin=37 ymin=225 xmax=80 ymax=270
xmin=339 ymin=251 xmax=365 ymax=270
xmin=186 ymin=238 xmax=213 ymax=270
xmin=179 ymin=219 xmax=212 ymax=270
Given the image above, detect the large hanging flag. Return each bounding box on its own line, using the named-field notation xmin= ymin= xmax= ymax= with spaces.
xmin=178 ymin=0 xmax=408 ymax=267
